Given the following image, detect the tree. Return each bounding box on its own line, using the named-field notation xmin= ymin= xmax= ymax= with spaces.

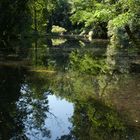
xmin=28 ymin=0 xmax=58 ymax=33
xmin=70 ymin=0 xmax=140 ymax=43
xmin=0 ymin=0 xmax=30 ymax=40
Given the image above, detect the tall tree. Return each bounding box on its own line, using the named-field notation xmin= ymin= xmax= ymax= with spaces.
xmin=70 ymin=0 xmax=140 ymax=42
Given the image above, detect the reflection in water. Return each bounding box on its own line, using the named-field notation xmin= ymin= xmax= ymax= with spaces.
xmin=18 ymin=84 xmax=50 ymax=139
xmin=52 ymin=38 xmax=67 ymax=46
xmin=45 ymin=95 xmax=73 ymax=140
xmin=0 ymin=37 xmax=140 ymax=140
xmin=0 ymin=65 xmax=73 ymax=140
xmin=0 ymin=65 xmax=27 ymax=139
xmin=18 ymin=91 xmax=73 ymax=140
xmin=71 ymin=98 xmax=140 ymax=140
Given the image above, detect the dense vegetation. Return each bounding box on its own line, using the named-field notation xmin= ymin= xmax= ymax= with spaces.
xmin=0 ymin=0 xmax=29 ymax=42
xmin=70 ymin=0 xmax=140 ymax=38
xmin=0 ymin=1 xmax=139 ymax=139
xmin=0 ymin=0 xmax=140 ymax=46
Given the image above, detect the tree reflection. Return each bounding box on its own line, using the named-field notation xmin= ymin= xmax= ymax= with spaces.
xmin=44 ymin=41 xmax=140 ymax=139
xmin=0 ymin=65 xmax=52 ymax=139
xmin=0 ymin=65 xmax=27 ymax=139
xmin=71 ymin=98 xmax=140 ymax=140
xmin=30 ymin=67 xmax=140 ymax=140
xmin=30 ymin=37 xmax=83 ymax=71
xmin=72 ymin=99 xmax=124 ymax=140
xmin=17 ymin=83 xmax=51 ymax=139
xmin=0 ymin=38 xmax=139 ymax=139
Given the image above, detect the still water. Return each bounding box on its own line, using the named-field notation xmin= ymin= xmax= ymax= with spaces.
xmin=0 ymin=37 xmax=140 ymax=140
xmin=23 ymin=95 xmax=73 ymax=140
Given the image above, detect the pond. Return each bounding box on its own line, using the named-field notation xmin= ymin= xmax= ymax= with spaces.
xmin=0 ymin=37 xmax=140 ymax=140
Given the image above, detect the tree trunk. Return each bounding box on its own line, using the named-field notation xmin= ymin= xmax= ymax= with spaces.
xmin=46 ymin=16 xmax=52 ymax=33
xmin=34 ymin=5 xmax=37 ymax=33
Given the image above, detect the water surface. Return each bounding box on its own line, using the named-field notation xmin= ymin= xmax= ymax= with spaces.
xmin=0 ymin=37 xmax=140 ymax=140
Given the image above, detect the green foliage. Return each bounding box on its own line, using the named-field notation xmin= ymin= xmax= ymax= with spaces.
xmin=28 ymin=0 xmax=57 ymax=33
xmin=51 ymin=0 xmax=72 ymax=30
xmin=71 ymin=99 xmax=127 ymax=140
xmin=70 ymin=50 xmax=109 ymax=75
xmin=70 ymin=0 xmax=116 ymax=37
xmin=27 ymin=0 xmax=72 ymax=33
xmin=70 ymin=0 xmax=140 ymax=43
xmin=0 ymin=0 xmax=31 ymax=39
xmin=1 ymin=0 xmax=139 ymax=45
